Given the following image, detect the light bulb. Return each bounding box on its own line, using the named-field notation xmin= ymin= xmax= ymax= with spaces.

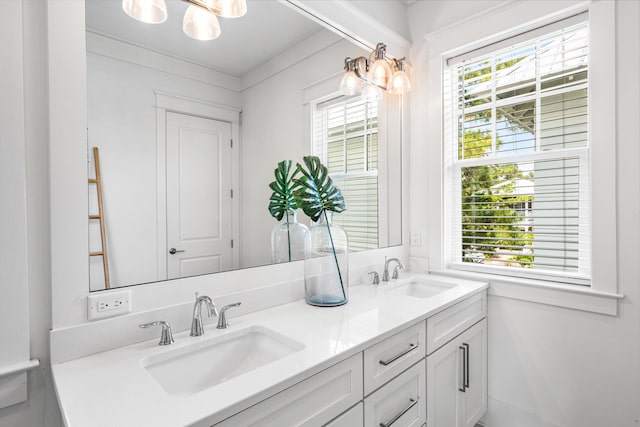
xmin=122 ymin=0 xmax=167 ymax=24
xmin=183 ymin=5 xmax=221 ymax=41
xmin=339 ymin=71 xmax=363 ymax=96
xmin=388 ymin=69 xmax=411 ymax=94
xmin=368 ymin=59 xmax=393 ymax=88
xmin=210 ymin=0 xmax=247 ymax=18
xmin=361 ymin=84 xmax=383 ymax=103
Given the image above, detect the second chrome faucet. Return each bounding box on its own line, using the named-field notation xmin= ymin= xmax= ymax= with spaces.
xmin=190 ymin=293 xmax=242 ymax=336
xmin=190 ymin=293 xmax=218 ymax=337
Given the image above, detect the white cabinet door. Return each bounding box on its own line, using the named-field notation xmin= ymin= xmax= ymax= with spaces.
xmin=459 ymin=319 xmax=487 ymax=427
xmin=365 ymin=359 xmax=426 ymax=427
xmin=426 ymin=319 xmax=487 ymax=427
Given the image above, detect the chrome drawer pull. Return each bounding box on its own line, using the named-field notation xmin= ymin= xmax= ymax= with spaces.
xmin=379 ymin=398 xmax=418 ymax=427
xmin=379 ymin=343 xmax=417 ymax=366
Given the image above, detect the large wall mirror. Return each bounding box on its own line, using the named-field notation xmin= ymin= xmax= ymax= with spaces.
xmin=85 ymin=0 xmax=403 ymax=291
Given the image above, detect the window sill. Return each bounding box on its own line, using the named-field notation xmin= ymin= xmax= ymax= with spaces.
xmin=428 ymin=269 xmax=623 ymax=316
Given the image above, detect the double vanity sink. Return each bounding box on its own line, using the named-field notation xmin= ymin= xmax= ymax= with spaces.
xmin=52 ymin=274 xmax=488 ymax=427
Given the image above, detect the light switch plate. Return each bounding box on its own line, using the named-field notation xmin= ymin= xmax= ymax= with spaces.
xmin=87 ymin=290 xmax=132 ymax=320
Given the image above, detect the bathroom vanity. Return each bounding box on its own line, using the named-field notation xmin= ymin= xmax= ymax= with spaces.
xmin=52 ymin=274 xmax=488 ymax=427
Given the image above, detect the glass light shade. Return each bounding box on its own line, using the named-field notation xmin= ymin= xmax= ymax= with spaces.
xmin=367 ymin=59 xmax=393 ymax=88
xmin=183 ymin=5 xmax=221 ymax=41
xmin=210 ymin=0 xmax=247 ymax=18
xmin=339 ymin=71 xmax=363 ymax=96
xmin=388 ymin=69 xmax=412 ymax=94
xmin=122 ymin=0 xmax=167 ymax=24
xmin=361 ymin=84 xmax=383 ymax=103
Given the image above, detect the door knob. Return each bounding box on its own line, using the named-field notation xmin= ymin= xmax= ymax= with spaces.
xmin=169 ymin=248 xmax=185 ymax=255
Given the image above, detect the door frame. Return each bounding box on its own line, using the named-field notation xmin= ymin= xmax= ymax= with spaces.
xmin=155 ymin=91 xmax=241 ymax=278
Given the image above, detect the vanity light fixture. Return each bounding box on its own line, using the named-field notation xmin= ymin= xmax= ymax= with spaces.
xmin=339 ymin=42 xmax=411 ymax=100
xmin=122 ymin=0 xmax=247 ymax=41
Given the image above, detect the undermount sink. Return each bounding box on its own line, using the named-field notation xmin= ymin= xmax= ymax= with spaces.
xmin=384 ymin=277 xmax=454 ymax=299
xmin=142 ymin=326 xmax=304 ymax=397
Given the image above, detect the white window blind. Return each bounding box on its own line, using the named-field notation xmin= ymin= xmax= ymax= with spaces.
xmin=312 ymin=96 xmax=379 ymax=251
xmin=444 ymin=19 xmax=591 ymax=284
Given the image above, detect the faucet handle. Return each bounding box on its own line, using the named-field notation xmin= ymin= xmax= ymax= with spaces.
xmin=217 ymin=302 xmax=241 ymax=329
xmin=368 ymin=271 xmax=380 ymax=285
xmin=392 ymin=264 xmax=405 ymax=280
xmin=139 ymin=321 xmax=174 ymax=346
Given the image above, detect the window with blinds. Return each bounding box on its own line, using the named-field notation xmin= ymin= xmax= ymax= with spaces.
xmin=444 ymin=18 xmax=591 ymax=283
xmin=312 ymin=96 xmax=379 ymax=251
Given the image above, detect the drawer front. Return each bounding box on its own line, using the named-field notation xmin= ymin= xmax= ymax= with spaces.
xmin=364 ymin=359 xmax=426 ymax=427
xmin=324 ymin=402 xmax=363 ymax=427
xmin=426 ymin=292 xmax=486 ymax=355
xmin=215 ymin=354 xmax=363 ymax=427
xmin=364 ymin=321 xmax=426 ymax=395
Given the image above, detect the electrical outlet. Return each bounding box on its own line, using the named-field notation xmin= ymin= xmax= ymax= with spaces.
xmin=88 ymin=290 xmax=132 ymax=320
xmin=411 ymin=232 xmax=421 ymax=247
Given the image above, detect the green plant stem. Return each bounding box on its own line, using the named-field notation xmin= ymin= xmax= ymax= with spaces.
xmin=286 ymin=211 xmax=292 ymax=262
xmin=324 ymin=210 xmax=346 ymax=301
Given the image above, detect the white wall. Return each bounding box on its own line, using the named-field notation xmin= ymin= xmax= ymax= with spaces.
xmin=408 ymin=1 xmax=640 ymax=425
xmin=0 ymin=1 xmax=62 ymax=425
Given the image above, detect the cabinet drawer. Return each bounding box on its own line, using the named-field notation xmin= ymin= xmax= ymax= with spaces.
xmin=324 ymin=402 xmax=363 ymax=427
xmin=364 ymin=359 xmax=426 ymax=427
xmin=426 ymin=292 xmax=486 ymax=355
xmin=364 ymin=321 xmax=426 ymax=395
xmin=214 ymin=354 xmax=363 ymax=427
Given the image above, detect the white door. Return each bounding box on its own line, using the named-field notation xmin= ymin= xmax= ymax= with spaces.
xmin=166 ymin=112 xmax=233 ymax=279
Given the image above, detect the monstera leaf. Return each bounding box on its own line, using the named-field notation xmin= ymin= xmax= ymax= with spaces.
xmin=293 ymin=156 xmax=345 ymax=222
xmin=268 ymin=160 xmax=300 ymax=221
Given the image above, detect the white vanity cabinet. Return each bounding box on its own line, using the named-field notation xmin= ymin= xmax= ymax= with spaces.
xmin=213 ymin=290 xmax=487 ymax=427
xmin=426 ymin=318 xmax=488 ymax=427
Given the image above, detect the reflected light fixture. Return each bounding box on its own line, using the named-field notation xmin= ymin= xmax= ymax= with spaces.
xmin=183 ymin=2 xmax=221 ymax=40
xmin=339 ymin=42 xmax=411 ymax=100
xmin=122 ymin=0 xmax=247 ymax=40
xmin=339 ymin=57 xmax=364 ymax=96
xmin=122 ymin=0 xmax=167 ymax=24
xmin=208 ymin=0 xmax=248 ymax=18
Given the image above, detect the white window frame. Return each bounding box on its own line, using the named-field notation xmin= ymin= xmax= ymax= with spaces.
xmin=415 ymin=1 xmax=622 ymax=315
xmin=444 ymin=18 xmax=591 ymax=285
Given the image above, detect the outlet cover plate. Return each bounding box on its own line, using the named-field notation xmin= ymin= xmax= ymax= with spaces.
xmin=87 ymin=290 xmax=132 ymax=320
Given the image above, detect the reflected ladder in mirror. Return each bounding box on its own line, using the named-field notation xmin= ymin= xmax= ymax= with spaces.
xmin=89 ymin=147 xmax=111 ymax=289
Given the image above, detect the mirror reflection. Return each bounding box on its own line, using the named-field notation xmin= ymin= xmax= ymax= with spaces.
xmin=86 ymin=0 xmax=403 ymax=291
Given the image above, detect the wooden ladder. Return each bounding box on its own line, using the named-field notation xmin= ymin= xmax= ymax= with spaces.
xmin=89 ymin=147 xmax=111 ymax=289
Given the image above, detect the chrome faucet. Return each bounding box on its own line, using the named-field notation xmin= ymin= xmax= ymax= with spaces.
xmin=217 ymin=302 xmax=241 ymax=329
xmin=382 ymin=257 xmax=405 ymax=282
xmin=190 ymin=293 xmax=218 ymax=337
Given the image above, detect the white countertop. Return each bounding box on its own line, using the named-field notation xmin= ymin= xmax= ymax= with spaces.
xmin=52 ymin=274 xmax=487 ymax=427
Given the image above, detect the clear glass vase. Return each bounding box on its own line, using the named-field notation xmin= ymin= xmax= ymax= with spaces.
xmin=271 ymin=211 xmax=308 ymax=263
xmin=304 ymin=212 xmax=349 ymax=306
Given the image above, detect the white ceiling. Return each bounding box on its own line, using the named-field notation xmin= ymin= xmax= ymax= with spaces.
xmin=85 ymin=0 xmax=328 ymax=77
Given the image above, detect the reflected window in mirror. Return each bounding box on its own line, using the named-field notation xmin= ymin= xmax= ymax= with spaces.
xmin=312 ymin=96 xmax=379 ymax=251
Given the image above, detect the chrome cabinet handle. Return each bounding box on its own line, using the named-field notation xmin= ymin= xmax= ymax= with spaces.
xmin=379 ymin=343 xmax=418 ymax=366
xmin=379 ymin=398 xmax=418 ymax=427
xmin=463 ymin=342 xmax=470 ymax=389
xmin=458 ymin=343 xmax=470 ymax=392
xmin=169 ymin=248 xmax=185 ymax=254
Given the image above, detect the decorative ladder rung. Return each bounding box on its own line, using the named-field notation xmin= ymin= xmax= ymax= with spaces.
xmin=89 ymin=147 xmax=110 ymax=289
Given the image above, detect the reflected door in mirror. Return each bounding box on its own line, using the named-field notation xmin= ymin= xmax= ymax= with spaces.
xmin=166 ymin=112 xmax=233 ymax=279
